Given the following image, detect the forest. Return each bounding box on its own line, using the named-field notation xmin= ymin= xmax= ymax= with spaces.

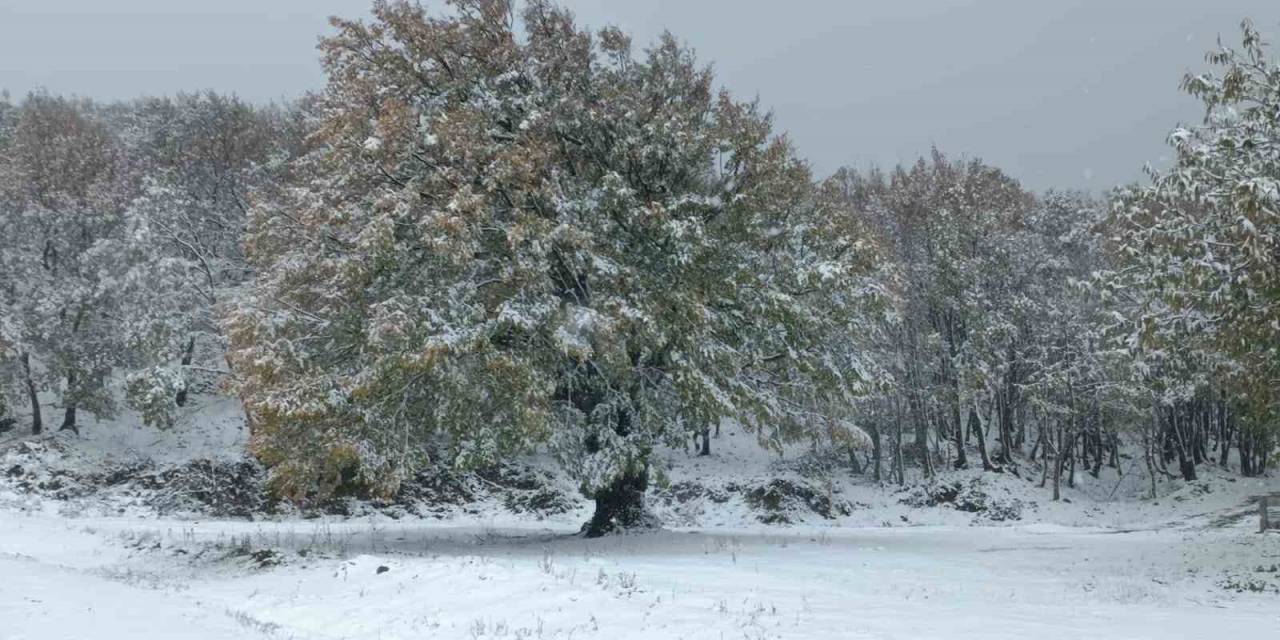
xmin=5 ymin=2 xmax=1277 ymax=530
xmin=2 ymin=3 xmax=1280 ymax=637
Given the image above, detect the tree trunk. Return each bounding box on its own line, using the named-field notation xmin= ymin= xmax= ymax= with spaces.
xmin=1240 ymin=429 xmax=1254 ymax=477
xmin=1217 ymin=402 xmax=1231 ymax=468
xmin=175 ymin=335 xmax=196 ymax=407
xmin=951 ymin=399 xmax=967 ymax=469
xmin=58 ymin=308 xmax=86 ymax=435
xmin=969 ymin=401 xmax=996 ymax=472
xmin=996 ymin=392 xmax=1013 ymax=465
xmin=698 ymin=425 xmax=711 ymax=456
xmin=1145 ymin=402 xmax=1160 ymax=498
xmin=21 ymin=352 xmax=42 ymax=435
xmin=1066 ymin=432 xmax=1077 ymax=489
xmin=584 ymin=465 xmax=650 ymax=538
xmin=870 ymin=423 xmax=883 ymax=483
xmin=1108 ymin=433 xmax=1120 ymax=472
xmin=1038 ymin=427 xmax=1049 ymax=489
xmin=1177 ymin=454 xmax=1196 ymax=481
xmin=60 ymin=403 xmax=78 ymax=434
xmin=59 ymin=373 xmax=78 ymax=435
xmin=1173 ymin=411 xmax=1196 ymax=482
xmin=1052 ymin=426 xmax=1064 ymax=501
xmin=893 ymin=397 xmax=906 ymax=486
xmin=1094 ymin=426 xmax=1104 ymax=472
xmin=911 ymin=393 xmax=933 ymax=478
xmin=847 ymin=447 xmax=863 ymax=474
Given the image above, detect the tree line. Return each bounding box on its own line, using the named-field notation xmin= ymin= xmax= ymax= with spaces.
xmin=1 ymin=1 xmax=1276 ymax=534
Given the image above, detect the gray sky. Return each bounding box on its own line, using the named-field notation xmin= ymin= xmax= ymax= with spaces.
xmin=2 ymin=1 xmax=1277 ymax=191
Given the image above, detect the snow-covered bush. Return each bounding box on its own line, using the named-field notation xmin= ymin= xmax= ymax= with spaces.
xmin=899 ymin=477 xmax=1026 ymax=521
xmin=744 ymin=478 xmax=853 ymax=524
xmin=124 ymin=366 xmax=186 ymax=429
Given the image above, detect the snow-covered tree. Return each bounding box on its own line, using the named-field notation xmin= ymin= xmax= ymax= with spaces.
xmin=825 ymin=157 xmax=1132 ymax=494
xmin=115 ymin=93 xmax=300 ymax=417
xmin=227 ymin=0 xmax=869 ymax=534
xmin=0 ymin=94 xmax=201 ymax=433
xmin=1108 ymin=20 xmax=1280 ymax=476
xmin=838 ymin=152 xmax=1037 ymax=473
xmin=0 ymin=94 xmax=131 ymax=432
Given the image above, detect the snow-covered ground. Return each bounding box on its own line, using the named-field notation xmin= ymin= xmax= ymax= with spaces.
xmin=3 ymin=509 xmax=1277 ymax=639
xmin=2 ymin=395 xmax=1278 ymax=639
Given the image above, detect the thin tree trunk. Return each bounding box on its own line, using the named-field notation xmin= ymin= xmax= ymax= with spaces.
xmin=1108 ymin=433 xmax=1120 ymax=472
xmin=60 ymin=403 xmax=77 ymax=434
xmin=1090 ymin=432 xmax=1103 ymax=478
xmin=1172 ymin=409 xmax=1196 ymax=481
xmin=59 ymin=372 xmax=78 ymax=434
xmin=996 ymin=391 xmax=1014 ymax=465
xmin=1146 ymin=401 xmax=1160 ymax=498
xmin=1038 ymin=424 xmax=1050 ymax=488
xmin=1066 ymin=431 xmax=1077 ymax=489
xmin=969 ymin=396 xmax=996 ymax=472
xmin=21 ymin=351 xmax=42 ymax=435
xmin=893 ymin=396 xmax=906 ymax=486
xmin=911 ymin=392 xmax=933 ymax=479
xmin=847 ymin=447 xmax=863 ymax=475
xmin=1052 ymin=425 xmax=1064 ymax=501
xmin=1217 ymin=401 xmax=1231 ymax=468
xmin=870 ymin=422 xmax=883 ymax=483
xmin=175 ymin=335 xmax=196 ymax=407
xmin=59 ymin=308 xmax=86 ymax=435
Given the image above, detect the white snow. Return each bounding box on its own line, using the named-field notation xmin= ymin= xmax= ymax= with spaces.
xmin=2 ymin=508 xmax=1277 ymax=640
xmin=2 ymin=400 xmax=1278 ymax=640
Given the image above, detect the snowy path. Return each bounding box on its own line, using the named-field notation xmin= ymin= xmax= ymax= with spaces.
xmin=2 ymin=509 xmax=1277 ymax=640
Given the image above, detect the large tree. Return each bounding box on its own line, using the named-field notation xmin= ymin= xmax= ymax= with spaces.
xmin=227 ymin=0 xmax=865 ymax=534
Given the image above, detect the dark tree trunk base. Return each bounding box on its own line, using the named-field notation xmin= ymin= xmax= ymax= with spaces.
xmin=60 ymin=404 xmax=78 ymax=435
xmin=1179 ymin=457 xmax=1197 ymax=482
xmin=583 ymin=467 xmax=654 ymax=538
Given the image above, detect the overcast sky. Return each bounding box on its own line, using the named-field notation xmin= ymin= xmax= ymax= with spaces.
xmin=2 ymin=1 xmax=1277 ymax=191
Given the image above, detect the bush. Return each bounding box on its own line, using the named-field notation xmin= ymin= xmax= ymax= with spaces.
xmin=898 ymin=478 xmax=1025 ymax=521
xmin=744 ymin=478 xmax=853 ymax=524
